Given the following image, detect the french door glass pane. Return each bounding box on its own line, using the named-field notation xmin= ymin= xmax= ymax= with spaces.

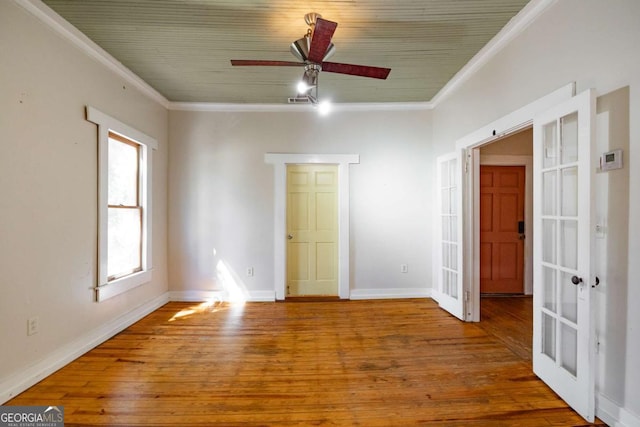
xmin=442 ymin=217 xmax=450 ymax=241
xmin=560 ymin=112 xmax=579 ymax=164
xmin=450 ymin=244 xmax=457 ymax=270
xmin=543 ymin=170 xmax=557 ymax=215
xmin=451 ymin=216 xmax=457 ymax=241
xmin=560 ymin=220 xmax=578 ymax=269
xmin=561 ymin=167 xmax=578 ymax=217
xmin=441 ymin=189 xmax=450 ymax=214
xmin=543 ymin=121 xmax=558 ymax=168
xmin=449 ymin=271 xmax=458 ymax=298
xmin=108 ymin=137 xmax=139 ymax=206
xmin=442 ymin=271 xmax=458 ymax=298
xmin=561 ymin=323 xmax=578 ymax=377
xmin=450 ymin=188 xmax=457 ymax=215
xmin=542 ymin=219 xmax=557 ymax=264
xmin=442 ymin=270 xmax=449 ymax=294
xmin=542 ymin=313 xmax=556 ymax=360
xmin=108 ymin=207 xmax=142 ymax=279
xmin=442 ymin=243 xmax=450 ymax=268
xmin=560 ymin=271 xmax=578 ymax=323
xmin=543 ymin=266 xmax=557 ymax=313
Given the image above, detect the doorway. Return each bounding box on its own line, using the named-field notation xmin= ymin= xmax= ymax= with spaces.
xmin=264 ymin=153 xmax=359 ymax=300
xmin=478 ymin=131 xmax=533 ymax=352
xmin=479 ymin=129 xmax=533 ymax=297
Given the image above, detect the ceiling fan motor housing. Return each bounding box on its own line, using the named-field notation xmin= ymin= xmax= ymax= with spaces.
xmin=291 ymin=37 xmax=335 ymax=63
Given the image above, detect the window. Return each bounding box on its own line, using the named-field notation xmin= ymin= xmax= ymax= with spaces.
xmin=87 ymin=107 xmax=157 ymax=301
xmin=107 ymin=132 xmax=142 ymax=281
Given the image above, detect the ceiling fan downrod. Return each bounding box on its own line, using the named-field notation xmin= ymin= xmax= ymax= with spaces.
xmin=304 ymin=12 xmax=322 ymax=28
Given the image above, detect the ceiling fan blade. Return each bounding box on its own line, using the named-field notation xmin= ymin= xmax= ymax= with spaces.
xmin=308 ymin=17 xmax=338 ymax=63
xmin=322 ymin=62 xmax=391 ymax=79
xmin=231 ymin=60 xmax=303 ymax=67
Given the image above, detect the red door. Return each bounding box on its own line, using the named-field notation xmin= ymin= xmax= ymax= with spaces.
xmin=480 ymin=165 xmax=525 ymax=294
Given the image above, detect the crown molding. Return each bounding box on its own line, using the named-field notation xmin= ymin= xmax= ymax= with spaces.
xmin=169 ymin=101 xmax=433 ymax=112
xmin=15 ymin=0 xmax=170 ymax=109
xmin=430 ymin=0 xmax=558 ymax=106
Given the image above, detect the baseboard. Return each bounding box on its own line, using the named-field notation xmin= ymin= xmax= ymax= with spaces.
xmin=168 ymin=290 xmax=226 ymax=302
xmin=349 ymin=288 xmax=432 ymax=300
xmin=169 ymin=289 xmax=276 ymax=302
xmin=0 ymin=292 xmax=170 ymax=404
xmin=171 ymin=289 xmax=431 ymax=302
xmin=597 ymin=392 xmax=640 ymax=427
xmin=246 ymin=290 xmax=277 ymax=302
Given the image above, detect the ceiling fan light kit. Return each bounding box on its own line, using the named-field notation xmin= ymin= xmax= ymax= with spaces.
xmin=231 ymin=12 xmax=391 ymax=107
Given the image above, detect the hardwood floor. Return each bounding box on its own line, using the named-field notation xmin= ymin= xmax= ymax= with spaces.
xmin=8 ymin=298 xmax=606 ymax=426
xmin=477 ymin=296 xmax=533 ymax=361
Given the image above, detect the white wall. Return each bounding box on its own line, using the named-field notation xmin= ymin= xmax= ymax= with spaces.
xmin=432 ymin=0 xmax=640 ymax=421
xmin=0 ymin=1 xmax=168 ymax=399
xmin=168 ymin=108 xmax=432 ymax=299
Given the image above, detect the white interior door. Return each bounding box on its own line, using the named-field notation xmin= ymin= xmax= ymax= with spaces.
xmin=435 ymin=151 xmax=464 ymax=319
xmin=532 ymin=89 xmax=596 ymax=422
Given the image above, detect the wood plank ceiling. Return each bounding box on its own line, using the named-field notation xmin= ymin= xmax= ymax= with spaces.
xmin=41 ymin=0 xmax=531 ymax=104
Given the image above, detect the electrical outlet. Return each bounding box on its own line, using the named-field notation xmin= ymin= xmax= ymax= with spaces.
xmin=400 ymin=264 xmax=408 ymax=273
xmin=246 ymin=267 xmax=254 ymax=277
xmin=27 ymin=317 xmax=39 ymax=336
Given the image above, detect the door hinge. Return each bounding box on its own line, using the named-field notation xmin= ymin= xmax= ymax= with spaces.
xmin=464 ymin=290 xmax=470 ymax=302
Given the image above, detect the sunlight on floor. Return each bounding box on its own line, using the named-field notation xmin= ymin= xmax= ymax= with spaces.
xmin=168 ymin=298 xmax=246 ymax=323
xmin=169 ymin=299 xmax=223 ymax=322
xmin=169 ymin=250 xmax=250 ymax=322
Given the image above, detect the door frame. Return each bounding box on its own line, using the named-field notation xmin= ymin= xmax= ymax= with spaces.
xmin=455 ymin=82 xmax=575 ymax=321
xmin=479 ymin=158 xmax=533 ymax=295
xmin=265 ymin=153 xmax=359 ymax=300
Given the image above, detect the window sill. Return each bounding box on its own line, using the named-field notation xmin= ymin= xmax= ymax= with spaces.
xmin=96 ymin=269 xmax=153 ymax=302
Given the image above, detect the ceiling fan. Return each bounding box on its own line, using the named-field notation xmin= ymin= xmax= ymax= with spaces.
xmin=230 ymin=13 xmax=391 ymax=103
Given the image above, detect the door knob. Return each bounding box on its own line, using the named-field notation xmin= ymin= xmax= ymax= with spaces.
xmin=287 ymin=234 xmax=293 ymax=240
xmin=571 ymin=276 xmax=582 ymax=285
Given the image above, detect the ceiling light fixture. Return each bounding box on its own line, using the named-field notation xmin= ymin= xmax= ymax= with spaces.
xmin=289 ymin=64 xmax=330 ymax=114
xmin=296 ymin=81 xmax=314 ymax=95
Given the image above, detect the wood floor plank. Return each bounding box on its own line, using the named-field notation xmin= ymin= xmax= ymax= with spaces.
xmin=7 ymin=298 xmax=606 ymax=426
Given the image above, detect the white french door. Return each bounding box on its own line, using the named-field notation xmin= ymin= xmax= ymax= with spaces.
xmin=435 ymin=151 xmax=464 ymax=320
xmin=532 ymin=89 xmax=596 ymax=422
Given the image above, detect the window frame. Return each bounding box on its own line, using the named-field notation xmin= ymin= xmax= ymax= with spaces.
xmin=86 ymin=106 xmax=157 ymax=302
